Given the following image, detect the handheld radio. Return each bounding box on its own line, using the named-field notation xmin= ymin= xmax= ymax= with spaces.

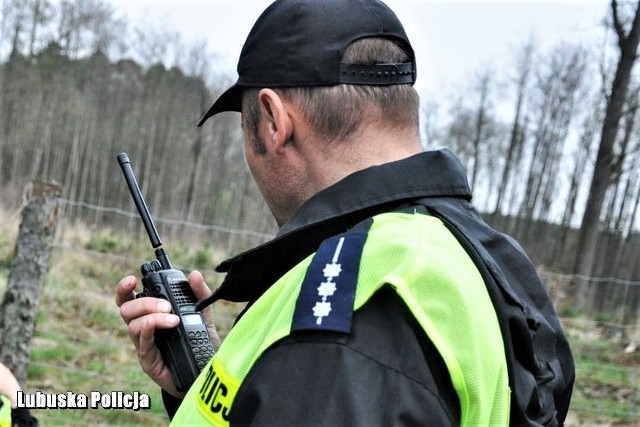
xmin=117 ymin=152 xmax=214 ymax=392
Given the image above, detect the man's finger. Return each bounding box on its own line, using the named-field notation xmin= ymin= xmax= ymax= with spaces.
xmin=115 ymin=275 xmax=138 ymax=307
xmin=187 ymin=270 xmax=221 ymax=349
xmin=188 ymin=270 xmax=212 ymax=300
xmin=128 ymin=312 xmax=180 ymax=352
xmin=120 ymin=297 xmax=173 ymax=324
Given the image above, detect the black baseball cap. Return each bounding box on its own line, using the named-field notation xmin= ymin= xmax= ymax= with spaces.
xmin=197 ymin=0 xmax=416 ymax=126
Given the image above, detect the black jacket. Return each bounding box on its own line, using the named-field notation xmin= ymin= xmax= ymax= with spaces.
xmin=166 ymin=149 xmax=574 ymax=426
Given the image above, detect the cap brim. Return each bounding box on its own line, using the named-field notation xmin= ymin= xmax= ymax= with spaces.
xmin=197 ymin=84 xmax=243 ymax=127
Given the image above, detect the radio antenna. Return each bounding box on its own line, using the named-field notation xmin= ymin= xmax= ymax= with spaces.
xmin=117 ymin=152 xmax=171 ymax=269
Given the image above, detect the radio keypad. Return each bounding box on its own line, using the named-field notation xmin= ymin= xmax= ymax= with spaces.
xmin=188 ymin=330 xmax=214 ymax=369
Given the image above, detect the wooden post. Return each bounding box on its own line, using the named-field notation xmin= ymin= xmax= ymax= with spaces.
xmin=0 ymin=180 xmax=62 ymax=385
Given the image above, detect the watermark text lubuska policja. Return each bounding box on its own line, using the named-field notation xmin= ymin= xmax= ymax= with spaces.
xmin=16 ymin=391 xmax=150 ymax=411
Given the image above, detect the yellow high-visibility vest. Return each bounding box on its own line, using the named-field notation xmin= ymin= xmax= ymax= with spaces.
xmin=0 ymin=394 xmax=12 ymax=427
xmin=171 ymin=212 xmax=510 ymax=426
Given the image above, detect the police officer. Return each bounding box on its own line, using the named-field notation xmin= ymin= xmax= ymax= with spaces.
xmin=0 ymin=362 xmax=38 ymax=427
xmin=116 ymin=1 xmax=575 ymax=425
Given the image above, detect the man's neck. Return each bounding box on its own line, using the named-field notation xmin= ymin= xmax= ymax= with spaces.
xmin=304 ymin=124 xmax=423 ymax=193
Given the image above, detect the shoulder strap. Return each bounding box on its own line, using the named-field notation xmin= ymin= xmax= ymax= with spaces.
xmin=291 ymin=228 xmax=369 ymax=334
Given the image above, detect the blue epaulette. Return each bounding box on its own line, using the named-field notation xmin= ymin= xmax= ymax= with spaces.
xmin=291 ymin=230 xmax=368 ymax=334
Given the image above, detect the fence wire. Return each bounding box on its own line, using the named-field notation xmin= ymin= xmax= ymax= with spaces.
xmin=3 ymin=198 xmax=640 ymax=425
xmin=59 ymin=198 xmax=276 ymax=240
xmin=540 ymin=270 xmax=640 ymax=286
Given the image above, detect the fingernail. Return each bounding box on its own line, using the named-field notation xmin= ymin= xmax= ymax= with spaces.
xmin=166 ymin=314 xmax=180 ymax=326
xmin=157 ymin=300 xmax=171 ymax=312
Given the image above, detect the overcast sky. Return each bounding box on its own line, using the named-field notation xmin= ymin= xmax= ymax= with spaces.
xmin=108 ymin=0 xmax=612 ymax=94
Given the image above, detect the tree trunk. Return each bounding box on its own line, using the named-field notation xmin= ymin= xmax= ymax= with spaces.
xmin=0 ymin=180 xmax=62 ymax=385
xmin=573 ymin=0 xmax=640 ymax=289
xmin=493 ymin=42 xmax=534 ymax=221
xmin=554 ymin=112 xmax=597 ymax=269
xmin=28 ymin=0 xmax=42 ymax=58
xmin=470 ymin=71 xmax=490 ymax=191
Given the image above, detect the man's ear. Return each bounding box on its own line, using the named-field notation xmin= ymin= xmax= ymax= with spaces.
xmin=257 ymin=89 xmax=294 ymax=153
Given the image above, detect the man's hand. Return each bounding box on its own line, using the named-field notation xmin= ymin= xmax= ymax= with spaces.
xmin=115 ymin=270 xmax=219 ymax=397
xmin=0 ymin=362 xmax=22 ymax=407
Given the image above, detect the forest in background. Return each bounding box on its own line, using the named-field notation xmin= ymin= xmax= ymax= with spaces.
xmin=0 ymin=0 xmax=640 ymax=319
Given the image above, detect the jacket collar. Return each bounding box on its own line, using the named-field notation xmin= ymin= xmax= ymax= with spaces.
xmin=201 ymin=149 xmax=471 ymax=305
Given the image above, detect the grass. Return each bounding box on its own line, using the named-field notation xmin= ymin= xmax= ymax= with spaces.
xmin=0 ymin=213 xmax=244 ymax=426
xmin=0 ymin=210 xmax=638 ymax=426
xmin=24 ymin=284 xmax=171 ymax=426
xmin=563 ymin=317 xmax=640 ymax=426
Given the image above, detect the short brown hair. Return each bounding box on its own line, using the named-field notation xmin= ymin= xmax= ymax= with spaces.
xmin=242 ymin=37 xmax=419 ymax=144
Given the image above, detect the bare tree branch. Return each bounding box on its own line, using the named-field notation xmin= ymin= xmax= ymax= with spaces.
xmin=611 ymin=0 xmax=627 ymax=46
